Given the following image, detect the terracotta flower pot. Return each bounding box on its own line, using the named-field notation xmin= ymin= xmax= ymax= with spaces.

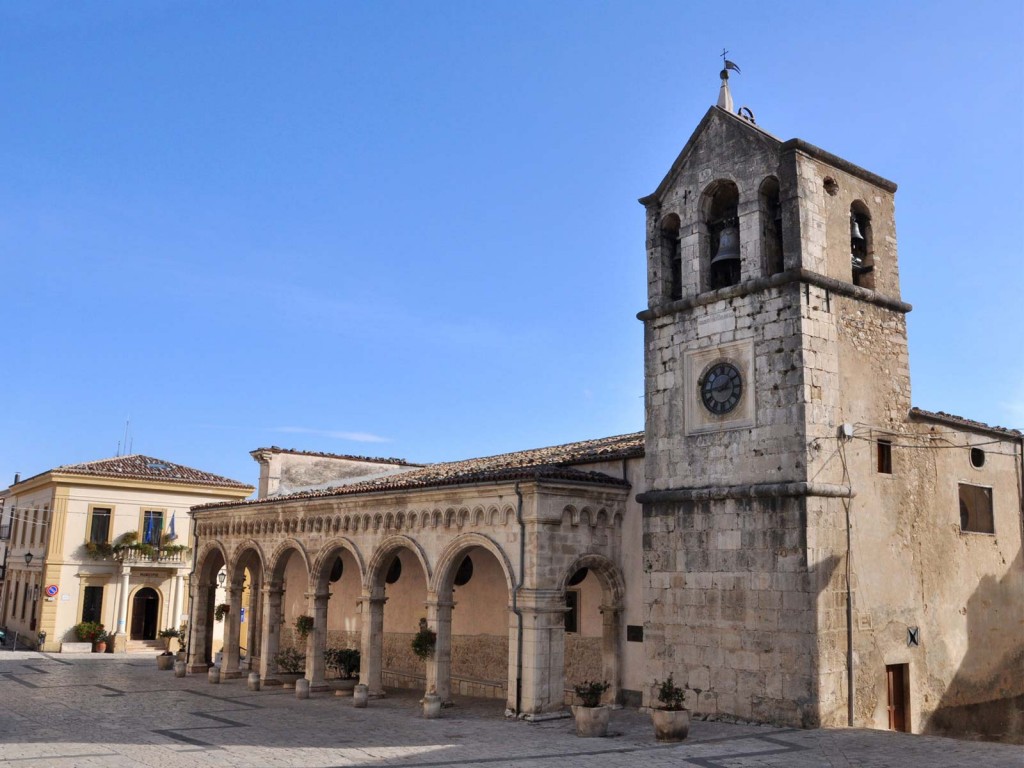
xmin=571 ymin=705 xmax=610 ymax=737
xmin=651 ymin=708 xmax=690 ymax=742
xmin=93 ymin=641 xmax=107 ymax=654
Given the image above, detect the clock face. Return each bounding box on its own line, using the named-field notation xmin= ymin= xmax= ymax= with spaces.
xmin=700 ymin=362 xmax=743 ymax=414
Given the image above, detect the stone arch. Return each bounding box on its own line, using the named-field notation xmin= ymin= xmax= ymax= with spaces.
xmin=660 ymin=210 xmax=683 ymax=300
xmin=431 ymin=533 xmax=516 ymax=596
xmin=267 ymin=538 xmax=312 ymax=583
xmin=364 ymin=535 xmax=431 ymax=595
xmin=559 ymin=553 xmax=625 ymax=706
xmin=700 ymin=177 xmax=742 ymax=291
xmin=310 ymin=537 xmax=366 ymax=592
xmin=759 ymin=175 xmax=784 ymax=276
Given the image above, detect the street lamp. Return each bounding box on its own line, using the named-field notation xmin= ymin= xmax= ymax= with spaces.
xmin=217 ymin=570 xmax=226 ymax=587
xmin=24 ymin=552 xmax=33 ymax=566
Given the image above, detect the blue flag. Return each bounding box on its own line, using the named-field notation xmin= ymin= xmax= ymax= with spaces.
xmin=168 ymin=512 xmax=177 ymax=541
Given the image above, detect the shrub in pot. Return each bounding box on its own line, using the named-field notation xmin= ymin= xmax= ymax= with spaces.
xmin=571 ymin=680 xmax=610 ymax=737
xmin=650 ymin=674 xmax=689 ymax=742
xmin=273 ymin=647 xmax=306 ymax=688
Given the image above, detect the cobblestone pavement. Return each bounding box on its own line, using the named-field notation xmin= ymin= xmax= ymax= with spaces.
xmin=0 ymin=652 xmax=1019 ymax=767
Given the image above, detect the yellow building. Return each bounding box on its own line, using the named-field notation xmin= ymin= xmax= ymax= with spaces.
xmin=0 ymin=455 xmax=251 ymax=652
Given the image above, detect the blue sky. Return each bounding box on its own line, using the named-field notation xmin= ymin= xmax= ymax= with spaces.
xmin=1 ymin=1 xmax=1021 ymax=489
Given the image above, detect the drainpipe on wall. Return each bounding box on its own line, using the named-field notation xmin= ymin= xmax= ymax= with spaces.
xmin=511 ymin=481 xmax=526 ymax=716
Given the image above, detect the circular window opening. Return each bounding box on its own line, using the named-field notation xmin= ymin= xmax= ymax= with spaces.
xmin=970 ymin=447 xmax=985 ymax=468
xmin=567 ymin=567 xmax=589 ymax=587
xmin=385 ymin=557 xmax=402 ymax=584
xmin=329 ymin=557 xmax=344 ymax=583
xmin=823 ymin=177 xmax=839 ymax=196
xmin=454 ymin=556 xmax=474 ymax=586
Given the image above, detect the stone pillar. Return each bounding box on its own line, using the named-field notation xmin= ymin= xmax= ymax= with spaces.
xmin=516 ymin=589 xmax=568 ymax=716
xmin=425 ymin=597 xmax=454 ymax=702
xmin=113 ymin=566 xmax=131 ymax=653
xmin=188 ymin=581 xmax=213 ymax=673
xmin=360 ymin=594 xmax=387 ymax=697
xmin=222 ymin=586 xmax=244 ymax=679
xmin=306 ymin=591 xmax=330 ymax=692
xmin=599 ymin=602 xmax=622 ymax=706
xmin=172 ymin=574 xmax=185 ymax=629
xmin=259 ymin=583 xmax=284 ymax=685
xmin=247 ymin=575 xmax=263 ymax=668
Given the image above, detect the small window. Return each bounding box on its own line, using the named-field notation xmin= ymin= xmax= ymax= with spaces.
xmin=141 ymin=510 xmax=163 ymax=544
xmin=564 ymin=590 xmax=580 ymax=634
xmin=970 ymin=447 xmax=985 ymax=469
xmin=89 ymin=508 xmax=111 ymax=544
xmin=877 ymin=440 xmax=892 ymax=474
xmin=958 ymin=483 xmax=994 ymax=534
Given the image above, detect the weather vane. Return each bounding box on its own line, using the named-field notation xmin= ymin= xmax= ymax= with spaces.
xmin=720 ymin=48 xmax=741 ymax=74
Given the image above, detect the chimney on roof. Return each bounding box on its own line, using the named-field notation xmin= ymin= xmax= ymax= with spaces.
xmin=13 ymin=473 xmax=20 ymax=485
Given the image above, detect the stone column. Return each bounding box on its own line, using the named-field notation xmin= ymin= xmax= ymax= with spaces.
xmin=188 ymin=581 xmax=213 ymax=673
xmin=425 ymin=597 xmax=454 ymax=702
xmin=172 ymin=574 xmax=185 ymax=628
xmin=113 ymin=566 xmax=131 ymax=653
xmin=306 ymin=591 xmax=330 ymax=692
xmin=516 ymin=589 xmax=568 ymax=716
xmin=599 ymin=602 xmax=622 ymax=706
xmin=258 ymin=583 xmax=284 ymax=685
xmin=222 ymin=586 xmax=244 ymax=679
xmin=360 ymin=594 xmax=387 ymax=697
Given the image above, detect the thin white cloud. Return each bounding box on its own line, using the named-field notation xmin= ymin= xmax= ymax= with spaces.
xmin=271 ymin=427 xmax=390 ymax=443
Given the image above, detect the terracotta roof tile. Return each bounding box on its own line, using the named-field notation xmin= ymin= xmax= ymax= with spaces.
xmin=909 ymin=408 xmax=1022 ymax=438
xmin=48 ymin=455 xmax=253 ymax=490
xmin=199 ymin=432 xmax=644 ymax=510
xmin=250 ymin=447 xmax=420 ymax=466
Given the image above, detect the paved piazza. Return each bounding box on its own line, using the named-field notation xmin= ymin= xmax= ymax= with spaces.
xmin=0 ymin=652 xmax=1018 ymax=767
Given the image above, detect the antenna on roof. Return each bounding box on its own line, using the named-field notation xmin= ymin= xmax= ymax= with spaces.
xmin=121 ymin=417 xmax=132 ymax=456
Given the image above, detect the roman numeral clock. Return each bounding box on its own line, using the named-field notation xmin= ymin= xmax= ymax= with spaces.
xmin=699 ymin=361 xmax=743 ymax=414
xmin=683 ymin=341 xmax=755 ymax=434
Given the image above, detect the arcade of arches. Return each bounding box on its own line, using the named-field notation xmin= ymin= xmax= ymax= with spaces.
xmin=186 ymin=461 xmax=640 ymax=716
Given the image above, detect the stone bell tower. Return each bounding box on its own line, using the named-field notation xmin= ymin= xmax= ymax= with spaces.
xmin=637 ymin=67 xmax=912 ymax=727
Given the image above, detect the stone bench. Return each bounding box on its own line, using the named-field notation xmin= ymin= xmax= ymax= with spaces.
xmin=61 ymin=642 xmax=93 ymax=653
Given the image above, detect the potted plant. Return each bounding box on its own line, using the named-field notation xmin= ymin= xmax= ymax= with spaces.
xmin=156 ymin=649 xmax=175 ymax=670
xmin=273 ymin=647 xmax=306 ymax=688
xmin=294 ymin=614 xmax=314 ymax=640
xmin=73 ymin=621 xmax=108 ymax=652
xmin=214 ymin=603 xmax=230 ymax=622
xmin=571 ymin=680 xmax=611 ymax=737
xmin=650 ymin=674 xmax=689 ymax=742
xmin=93 ymin=629 xmax=110 ymax=654
xmin=158 ymin=627 xmax=180 ymax=651
xmin=325 ymin=647 xmax=361 ymax=693
xmin=411 ymin=621 xmax=436 ymax=660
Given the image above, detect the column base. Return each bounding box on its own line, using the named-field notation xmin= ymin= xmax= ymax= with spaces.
xmin=221 ymin=670 xmax=244 ymax=680
xmin=310 ymin=683 xmax=331 ymax=693
xmin=262 ymin=677 xmax=283 ymax=687
xmin=188 ymin=663 xmax=210 ymax=674
xmin=112 ymin=633 xmax=128 ymax=654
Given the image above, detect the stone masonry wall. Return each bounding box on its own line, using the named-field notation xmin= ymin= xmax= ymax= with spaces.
xmin=644 ymin=496 xmax=818 ymax=726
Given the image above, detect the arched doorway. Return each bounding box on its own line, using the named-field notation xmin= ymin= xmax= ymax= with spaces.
xmin=130 ymin=587 xmax=159 ymax=640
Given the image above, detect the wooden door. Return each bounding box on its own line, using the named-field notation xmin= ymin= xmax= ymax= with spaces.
xmin=886 ymin=664 xmax=908 ymax=732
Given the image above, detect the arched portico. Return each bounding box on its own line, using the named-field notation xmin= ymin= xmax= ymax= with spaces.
xmin=221 ymin=541 xmax=266 ymax=679
xmin=307 ymin=538 xmax=365 ymax=691
xmin=430 ymin=534 xmax=515 ymax=703
xmin=188 ymin=541 xmax=229 ymax=672
xmin=559 ymin=553 xmax=626 ymax=706
xmin=260 ymin=538 xmax=311 ymax=685
xmin=362 ymin=535 xmax=431 ymax=696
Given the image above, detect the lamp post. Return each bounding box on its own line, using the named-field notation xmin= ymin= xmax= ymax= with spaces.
xmin=24 ymin=552 xmax=33 ymax=566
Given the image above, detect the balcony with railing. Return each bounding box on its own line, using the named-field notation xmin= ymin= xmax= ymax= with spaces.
xmin=84 ymin=539 xmax=190 ymax=566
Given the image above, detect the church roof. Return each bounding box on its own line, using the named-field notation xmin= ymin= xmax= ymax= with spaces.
xmin=909 ymin=408 xmax=1022 ymax=438
xmin=24 ymin=454 xmax=253 ymax=490
xmin=197 ymin=432 xmax=644 ymax=509
xmin=250 ymin=446 xmax=420 ymax=466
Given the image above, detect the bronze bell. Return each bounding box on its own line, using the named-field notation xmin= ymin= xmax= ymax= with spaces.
xmin=710 ymin=224 xmax=740 ymax=267
xmin=850 ymin=215 xmax=865 ymax=243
